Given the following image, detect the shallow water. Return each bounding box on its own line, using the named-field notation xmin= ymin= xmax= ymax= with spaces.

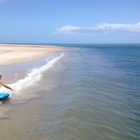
xmin=0 ymin=44 xmax=140 ymax=140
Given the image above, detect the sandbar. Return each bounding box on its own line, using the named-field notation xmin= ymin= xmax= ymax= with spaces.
xmin=0 ymin=44 xmax=67 ymax=65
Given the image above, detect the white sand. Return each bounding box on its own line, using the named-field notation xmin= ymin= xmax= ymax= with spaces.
xmin=0 ymin=44 xmax=67 ymax=65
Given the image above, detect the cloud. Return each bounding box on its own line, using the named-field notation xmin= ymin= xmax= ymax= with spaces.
xmin=54 ymin=22 xmax=140 ymax=34
xmin=54 ymin=25 xmax=81 ymax=34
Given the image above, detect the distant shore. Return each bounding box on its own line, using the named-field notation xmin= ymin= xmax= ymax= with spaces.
xmin=0 ymin=44 xmax=67 ymax=65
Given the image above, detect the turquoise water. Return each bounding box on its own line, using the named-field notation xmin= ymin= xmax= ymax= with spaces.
xmin=0 ymin=44 xmax=140 ymax=140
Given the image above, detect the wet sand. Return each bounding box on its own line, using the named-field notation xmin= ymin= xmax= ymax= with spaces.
xmin=0 ymin=44 xmax=66 ymax=65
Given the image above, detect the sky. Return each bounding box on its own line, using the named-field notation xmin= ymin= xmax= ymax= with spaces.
xmin=0 ymin=0 xmax=140 ymax=44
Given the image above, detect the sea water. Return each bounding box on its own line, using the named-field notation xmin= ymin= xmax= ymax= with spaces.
xmin=0 ymin=44 xmax=140 ymax=140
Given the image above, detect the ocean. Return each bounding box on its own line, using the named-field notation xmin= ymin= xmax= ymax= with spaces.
xmin=0 ymin=44 xmax=140 ymax=140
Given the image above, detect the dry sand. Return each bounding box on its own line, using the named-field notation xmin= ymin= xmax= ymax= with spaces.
xmin=0 ymin=44 xmax=67 ymax=65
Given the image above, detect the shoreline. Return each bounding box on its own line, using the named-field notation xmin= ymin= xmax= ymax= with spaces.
xmin=0 ymin=55 xmax=48 ymax=84
xmin=0 ymin=44 xmax=67 ymax=66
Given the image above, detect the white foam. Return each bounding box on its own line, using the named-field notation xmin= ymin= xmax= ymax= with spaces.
xmin=0 ymin=53 xmax=65 ymax=93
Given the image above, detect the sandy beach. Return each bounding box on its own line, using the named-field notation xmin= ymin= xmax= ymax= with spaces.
xmin=0 ymin=44 xmax=66 ymax=65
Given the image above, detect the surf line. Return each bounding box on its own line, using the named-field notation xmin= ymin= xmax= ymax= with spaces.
xmin=0 ymin=53 xmax=65 ymax=93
